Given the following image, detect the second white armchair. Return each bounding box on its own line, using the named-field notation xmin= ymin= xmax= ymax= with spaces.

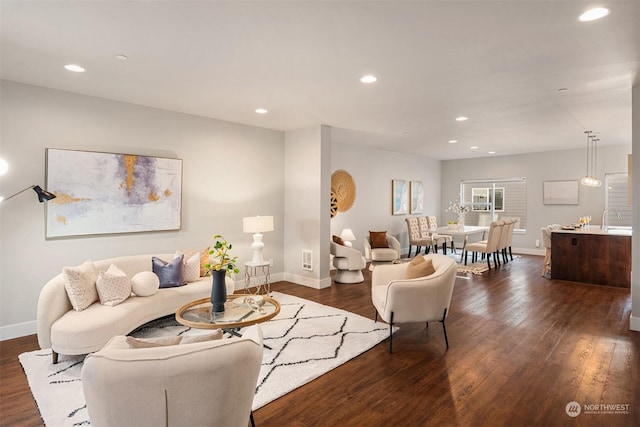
xmin=364 ymin=232 xmax=401 ymax=262
xmin=331 ymin=241 xmax=366 ymax=283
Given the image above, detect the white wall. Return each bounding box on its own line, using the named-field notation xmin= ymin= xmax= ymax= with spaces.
xmin=441 ymin=145 xmax=631 ymax=253
xmin=0 ymin=81 xmax=285 ymax=339
xmin=330 ymin=140 xmax=441 ymax=255
xmin=631 ymin=80 xmax=639 ymax=332
xmin=283 ymin=125 xmax=332 ymax=288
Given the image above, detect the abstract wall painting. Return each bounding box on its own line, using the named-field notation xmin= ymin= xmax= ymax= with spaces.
xmin=45 ymin=148 xmax=182 ymax=238
xmin=410 ymin=181 xmax=424 ymax=214
xmin=392 ymin=179 xmax=408 ymax=215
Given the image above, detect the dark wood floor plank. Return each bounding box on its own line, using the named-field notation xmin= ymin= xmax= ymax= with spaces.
xmin=1 ymin=255 xmax=638 ymax=426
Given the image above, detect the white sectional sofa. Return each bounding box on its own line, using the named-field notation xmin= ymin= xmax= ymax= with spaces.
xmin=37 ymin=253 xmax=234 ymax=364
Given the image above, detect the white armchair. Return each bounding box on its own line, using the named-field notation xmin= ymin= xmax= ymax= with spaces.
xmin=364 ymin=232 xmax=401 ymax=262
xmin=81 ymin=325 xmax=264 ymax=427
xmin=371 ymin=254 xmax=457 ymax=353
xmin=331 ymin=241 xmax=366 ymax=283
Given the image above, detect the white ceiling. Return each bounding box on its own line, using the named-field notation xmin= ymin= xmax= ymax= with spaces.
xmin=1 ymin=1 xmax=638 ymax=160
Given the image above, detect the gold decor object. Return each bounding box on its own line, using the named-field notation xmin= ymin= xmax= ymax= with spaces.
xmin=331 ymin=169 xmax=356 ymax=212
xmin=330 ymin=191 xmax=338 ymax=218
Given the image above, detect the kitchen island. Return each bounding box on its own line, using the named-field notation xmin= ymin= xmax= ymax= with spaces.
xmin=551 ymin=227 xmax=632 ymax=288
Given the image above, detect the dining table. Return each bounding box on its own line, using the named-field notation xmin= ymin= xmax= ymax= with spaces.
xmin=431 ymin=225 xmax=489 ymax=262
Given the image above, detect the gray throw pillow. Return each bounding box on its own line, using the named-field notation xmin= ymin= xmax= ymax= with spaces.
xmin=152 ymin=254 xmax=185 ymax=288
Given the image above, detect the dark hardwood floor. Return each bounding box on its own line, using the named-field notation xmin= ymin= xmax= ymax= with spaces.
xmin=1 ymin=255 xmax=638 ymax=426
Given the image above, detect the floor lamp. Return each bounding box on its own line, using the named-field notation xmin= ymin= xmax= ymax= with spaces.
xmin=243 ymin=216 xmax=274 ymax=264
xmin=0 ymin=185 xmax=56 ymax=204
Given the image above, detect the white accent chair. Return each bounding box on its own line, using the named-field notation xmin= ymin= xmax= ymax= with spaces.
xmin=330 ymin=241 xmax=366 ymax=283
xmin=371 ymin=254 xmax=457 ymax=353
xmin=364 ymin=233 xmax=401 ymax=262
xmin=81 ymin=325 xmax=264 ymax=427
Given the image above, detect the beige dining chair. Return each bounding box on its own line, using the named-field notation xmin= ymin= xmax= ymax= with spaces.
xmin=405 ymin=217 xmax=434 ymax=257
xmin=464 ymin=220 xmax=504 ymax=269
xmin=497 ymin=218 xmax=513 ymax=263
xmin=425 ymin=216 xmax=453 ymax=254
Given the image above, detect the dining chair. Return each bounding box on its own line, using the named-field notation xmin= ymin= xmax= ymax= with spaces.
xmin=497 ymin=218 xmax=512 ymax=263
xmin=464 ymin=220 xmax=504 ymax=269
xmin=425 ymin=216 xmax=453 ymax=254
xmin=405 ymin=217 xmax=434 ymax=257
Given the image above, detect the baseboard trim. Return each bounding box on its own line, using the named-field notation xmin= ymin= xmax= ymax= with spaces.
xmin=0 ymin=320 xmax=36 ymax=341
xmin=513 ymin=247 xmax=545 ymax=256
xmin=630 ymin=315 xmax=640 ymax=332
xmin=283 ymin=272 xmax=331 ymax=289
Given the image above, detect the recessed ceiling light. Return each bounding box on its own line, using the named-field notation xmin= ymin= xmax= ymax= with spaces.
xmin=488 ymin=151 xmax=496 ymax=154
xmin=0 ymin=158 xmax=8 ymax=175
xmin=579 ymin=7 xmax=609 ymax=22
xmin=64 ymin=64 xmax=85 ymax=72
xmin=470 ymin=146 xmax=478 ymax=150
xmin=455 ymin=116 xmax=469 ymax=121
xmin=448 ymin=140 xmax=458 ymax=144
xmin=115 ymin=54 xmax=129 ymax=60
xmin=255 ymin=108 xmax=268 ymax=114
xmin=360 ymin=75 xmax=377 ymax=83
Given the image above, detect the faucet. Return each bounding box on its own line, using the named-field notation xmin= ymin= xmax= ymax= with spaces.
xmin=601 ymin=208 xmax=621 ymax=230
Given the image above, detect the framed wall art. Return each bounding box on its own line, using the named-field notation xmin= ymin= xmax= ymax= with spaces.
xmin=45 ymin=148 xmax=182 ymax=238
xmin=410 ymin=181 xmax=423 ymax=214
xmin=543 ymin=180 xmax=579 ymax=205
xmin=392 ymin=179 xmax=408 ymax=215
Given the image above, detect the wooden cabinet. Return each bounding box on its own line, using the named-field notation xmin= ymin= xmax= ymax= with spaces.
xmin=551 ymin=231 xmax=631 ymax=287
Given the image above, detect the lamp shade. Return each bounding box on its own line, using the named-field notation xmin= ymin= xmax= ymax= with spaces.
xmin=340 ymin=228 xmax=356 ymax=241
xmin=243 ymin=216 xmax=274 ymax=233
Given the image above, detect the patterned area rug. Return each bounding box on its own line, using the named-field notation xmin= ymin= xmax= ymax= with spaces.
xmin=454 ymin=253 xmax=519 ymax=275
xmin=19 ymin=292 xmax=392 ymax=426
xmin=456 ymin=261 xmax=490 ymax=275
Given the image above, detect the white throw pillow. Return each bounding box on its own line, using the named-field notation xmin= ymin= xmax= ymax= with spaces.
xmin=175 ymin=251 xmax=200 ymax=283
xmin=131 ymin=271 xmax=160 ymax=297
xmin=96 ymin=264 xmax=132 ymax=307
xmin=63 ymin=260 xmax=99 ymax=312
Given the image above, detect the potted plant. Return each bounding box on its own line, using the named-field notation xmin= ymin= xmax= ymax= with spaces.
xmin=205 ymin=235 xmax=240 ymax=313
xmin=446 ymin=197 xmax=470 ymax=229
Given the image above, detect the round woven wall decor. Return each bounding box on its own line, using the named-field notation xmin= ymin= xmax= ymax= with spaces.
xmin=331 ymin=169 xmax=356 ymax=212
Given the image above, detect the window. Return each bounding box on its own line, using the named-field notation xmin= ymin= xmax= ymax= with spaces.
xmin=460 ymin=178 xmax=527 ymax=232
xmin=471 ymin=187 xmax=504 ymax=212
xmin=605 ymin=173 xmax=631 ymax=227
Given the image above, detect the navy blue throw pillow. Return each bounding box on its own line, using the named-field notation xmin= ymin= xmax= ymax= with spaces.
xmin=152 ymin=255 xmax=185 ymax=288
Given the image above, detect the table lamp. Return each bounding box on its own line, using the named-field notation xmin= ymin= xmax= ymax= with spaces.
xmin=340 ymin=228 xmax=356 ymax=247
xmin=243 ymin=215 xmax=274 ymax=264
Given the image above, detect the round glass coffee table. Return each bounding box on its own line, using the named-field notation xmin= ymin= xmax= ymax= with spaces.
xmin=176 ymin=294 xmax=280 ymax=330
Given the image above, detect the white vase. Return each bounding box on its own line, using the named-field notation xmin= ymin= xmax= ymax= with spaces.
xmin=457 ymin=213 xmax=465 ymax=229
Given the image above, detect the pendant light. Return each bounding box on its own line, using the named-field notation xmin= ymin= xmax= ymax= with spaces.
xmin=580 ymin=131 xmax=602 ymax=187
